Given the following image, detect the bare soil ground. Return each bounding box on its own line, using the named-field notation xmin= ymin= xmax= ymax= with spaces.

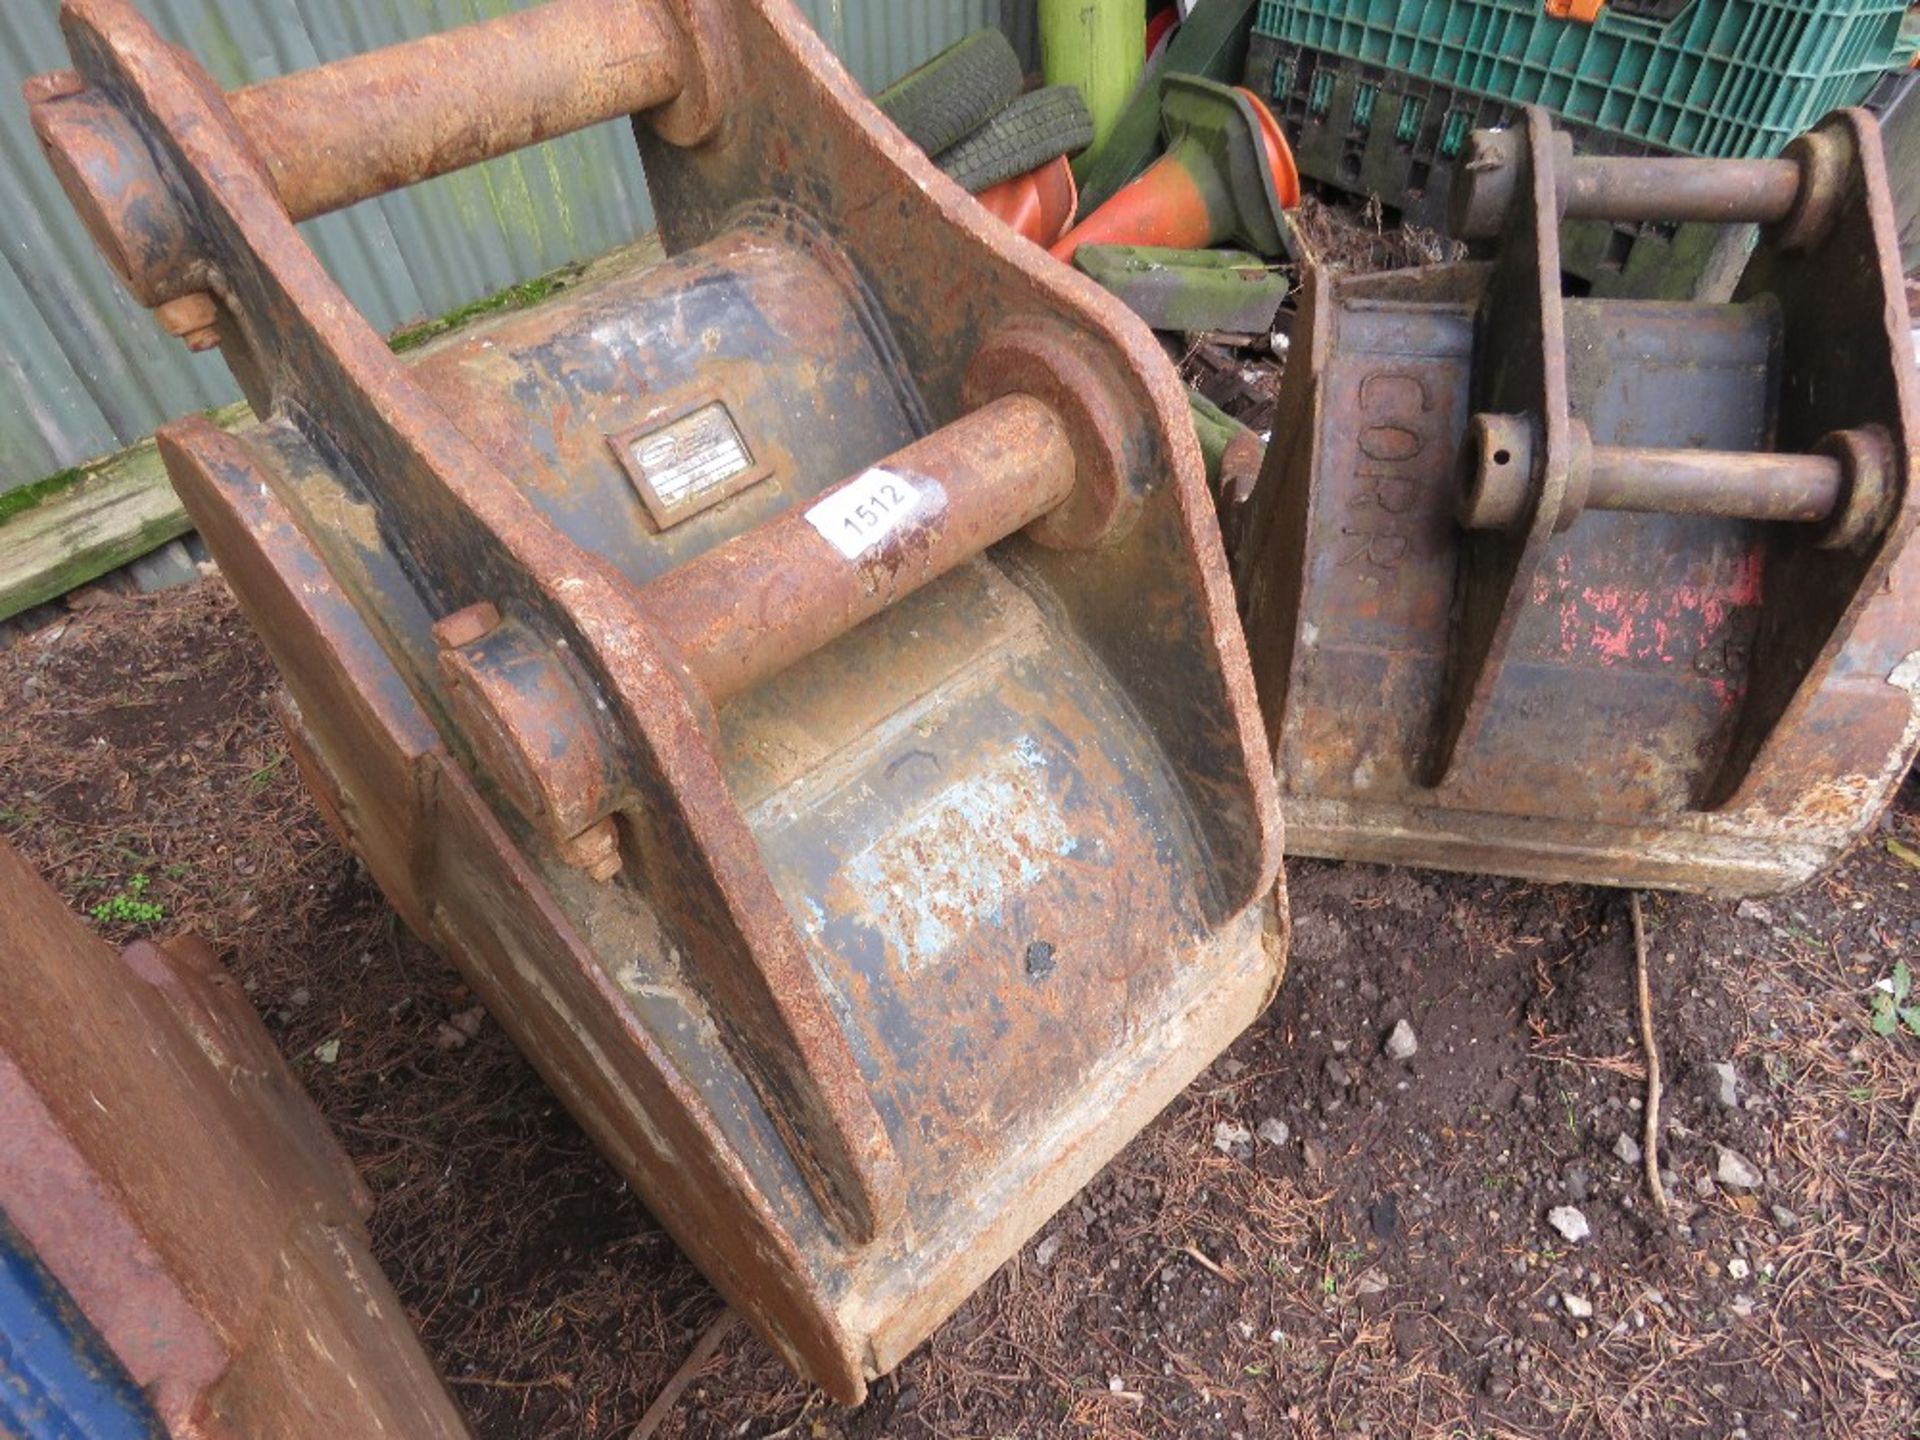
xmin=4 ymin=568 xmax=1915 ymax=1440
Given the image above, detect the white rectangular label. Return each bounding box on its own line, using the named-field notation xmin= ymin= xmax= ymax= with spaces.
xmin=804 ymin=468 xmax=929 ymax=560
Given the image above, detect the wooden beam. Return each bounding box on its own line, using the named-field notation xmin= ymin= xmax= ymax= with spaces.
xmin=0 ymin=410 xmax=247 ymax=621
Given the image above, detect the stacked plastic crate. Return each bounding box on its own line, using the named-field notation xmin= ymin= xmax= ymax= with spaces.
xmin=1248 ymin=0 xmax=1918 ymax=291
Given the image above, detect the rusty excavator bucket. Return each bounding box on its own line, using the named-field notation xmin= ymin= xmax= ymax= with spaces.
xmin=1237 ymin=108 xmax=1919 ymax=896
xmin=0 ymin=840 xmax=471 ymax=1439
xmin=27 ymin=0 xmax=1285 ymax=1400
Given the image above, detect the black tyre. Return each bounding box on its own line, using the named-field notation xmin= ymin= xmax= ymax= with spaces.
xmin=875 ymin=30 xmax=1024 ymax=158
xmin=935 ymin=86 xmax=1096 ymax=194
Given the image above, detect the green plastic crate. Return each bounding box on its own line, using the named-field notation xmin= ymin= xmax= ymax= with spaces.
xmin=1252 ymin=0 xmax=1914 ymax=159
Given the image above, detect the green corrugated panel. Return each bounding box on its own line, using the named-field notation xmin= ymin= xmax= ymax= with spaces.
xmin=0 ymin=2 xmax=235 ymax=486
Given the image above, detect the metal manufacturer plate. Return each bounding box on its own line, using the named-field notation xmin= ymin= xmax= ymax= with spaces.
xmin=612 ymin=400 xmax=769 ymax=528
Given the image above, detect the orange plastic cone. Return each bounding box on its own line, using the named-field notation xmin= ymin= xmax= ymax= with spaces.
xmin=977 ymin=154 xmax=1080 ymax=247
xmin=1051 ymin=77 xmax=1299 ymax=264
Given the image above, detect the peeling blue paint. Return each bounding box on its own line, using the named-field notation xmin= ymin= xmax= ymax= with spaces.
xmin=843 ymin=737 xmax=1079 ymax=970
xmin=0 ymin=1217 xmax=162 ymax=1440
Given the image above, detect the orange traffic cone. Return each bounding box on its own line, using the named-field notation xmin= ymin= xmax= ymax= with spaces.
xmin=977 ymin=154 xmax=1080 ymax=247
xmin=1051 ymin=77 xmax=1299 ymax=264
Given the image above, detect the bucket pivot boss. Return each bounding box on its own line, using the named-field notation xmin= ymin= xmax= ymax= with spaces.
xmin=1237 ymin=107 xmax=1918 ymax=895
xmin=29 ymin=0 xmax=1285 ymax=1400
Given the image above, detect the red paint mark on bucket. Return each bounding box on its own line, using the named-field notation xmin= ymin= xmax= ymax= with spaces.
xmin=1536 ymin=549 xmax=1765 ymax=667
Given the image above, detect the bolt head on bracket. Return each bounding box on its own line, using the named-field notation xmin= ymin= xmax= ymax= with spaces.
xmin=29 ymin=87 xmax=198 ymax=307
xmin=1456 ymin=412 xmax=1539 ymax=531
xmin=962 ymin=321 xmax=1141 ymax=549
xmin=1771 ymin=125 xmax=1851 ymax=254
xmin=157 ymin=292 xmax=222 ymax=351
xmin=434 ymin=603 xmax=624 ymax=882
xmin=1811 ymin=424 xmax=1897 ymax=551
xmin=642 ymin=0 xmax=740 ymax=148
xmin=1448 ymin=128 xmax=1574 ymax=241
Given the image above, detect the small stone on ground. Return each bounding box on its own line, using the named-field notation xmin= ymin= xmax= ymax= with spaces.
xmin=1709 ymin=1061 xmax=1740 ymax=1108
xmin=1383 ymin=1019 xmax=1418 ymax=1061
xmin=1213 ymin=1120 xmax=1254 ymax=1155
xmin=1546 ymin=1205 xmax=1590 ymax=1243
xmin=1716 ymin=1146 xmax=1763 ymax=1190
xmin=1213 ymin=1128 xmax=1259 ymax=1159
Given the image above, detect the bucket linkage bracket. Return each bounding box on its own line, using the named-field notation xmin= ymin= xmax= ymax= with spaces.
xmin=1429 ymin=107 xmax=1917 ymax=809
xmin=34 ymin=0 xmax=898 ymax=1249
xmin=30 ymin=0 xmax=1283 ymax=1400
xmin=1423 ymin=109 xmax=1572 ymax=788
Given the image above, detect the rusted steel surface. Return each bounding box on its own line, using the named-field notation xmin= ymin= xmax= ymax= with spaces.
xmin=28 ymin=0 xmax=727 ymax=307
xmin=0 ymin=841 xmax=471 ymax=1438
xmin=30 ymin=0 xmax=1285 ymax=1401
xmin=1427 ymin=108 xmax=1570 ymax=791
xmin=226 ymin=0 xmax=691 ymax=222
xmin=1571 ymin=444 xmax=1843 ymax=524
xmin=1557 ymin=156 xmax=1804 ymax=227
xmin=1238 ymin=107 xmax=1919 ymax=895
xmin=1451 ymin=130 xmax=1807 ymax=237
xmin=642 ymin=393 xmax=1077 ymax=704
xmin=1458 ymin=420 xmax=1853 ymax=528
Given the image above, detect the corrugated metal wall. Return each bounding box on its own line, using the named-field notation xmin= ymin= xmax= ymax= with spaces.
xmin=1 ymin=0 xmax=1019 ymax=493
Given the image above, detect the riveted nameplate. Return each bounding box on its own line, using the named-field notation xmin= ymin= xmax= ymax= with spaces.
xmin=610 ymin=401 xmax=770 ymax=528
